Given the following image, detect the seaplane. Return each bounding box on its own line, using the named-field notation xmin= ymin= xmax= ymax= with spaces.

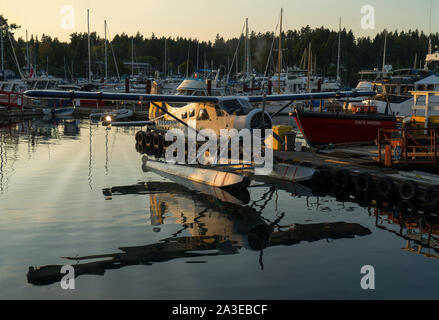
xmin=24 ymin=89 xmax=376 ymax=188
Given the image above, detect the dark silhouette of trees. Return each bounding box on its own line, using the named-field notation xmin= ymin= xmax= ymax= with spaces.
xmin=1 ymin=13 xmax=437 ymax=86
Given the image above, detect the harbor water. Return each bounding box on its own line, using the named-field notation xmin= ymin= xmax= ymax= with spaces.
xmin=0 ymin=117 xmax=438 ymax=299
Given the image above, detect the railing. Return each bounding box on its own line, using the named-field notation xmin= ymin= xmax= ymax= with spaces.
xmin=0 ymin=91 xmax=24 ymax=110
xmin=377 ymin=127 xmax=439 ymax=166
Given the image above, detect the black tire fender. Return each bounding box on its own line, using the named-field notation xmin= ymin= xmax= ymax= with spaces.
xmin=398 ymin=180 xmax=418 ymax=201
xmin=376 ymin=177 xmax=395 ymax=199
xmin=355 ymin=173 xmax=373 ymax=193
xmin=334 ymin=169 xmax=351 ymax=189
xmin=425 ymin=185 xmax=439 ymax=203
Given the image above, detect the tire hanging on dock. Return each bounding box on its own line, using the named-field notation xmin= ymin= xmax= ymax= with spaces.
xmin=425 ymin=185 xmax=439 ymax=203
xmin=397 ymin=200 xmax=417 ymax=216
xmin=135 ymin=131 xmax=144 ymax=143
xmin=355 ymin=173 xmax=373 ymax=193
xmin=375 ymin=197 xmax=394 ymax=211
xmin=313 ymin=165 xmax=331 ymax=185
xmin=354 ymin=191 xmax=372 ymax=207
xmin=145 ymin=132 xmax=153 ymax=148
xmin=334 ymin=169 xmax=351 ymax=189
xmin=424 ymin=200 xmax=439 ymax=218
xmin=135 ymin=142 xmax=144 ymax=154
xmin=398 ymin=181 xmax=418 ymax=201
xmin=376 ymin=177 xmax=395 ymax=200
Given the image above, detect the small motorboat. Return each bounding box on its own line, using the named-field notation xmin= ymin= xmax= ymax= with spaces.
xmin=91 ymin=108 xmax=134 ymax=123
xmin=42 ymin=107 xmax=75 ymax=118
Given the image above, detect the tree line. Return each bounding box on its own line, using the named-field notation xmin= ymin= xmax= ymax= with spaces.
xmin=1 ymin=14 xmax=438 ymax=86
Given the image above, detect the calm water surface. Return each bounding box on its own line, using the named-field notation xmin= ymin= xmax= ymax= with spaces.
xmin=0 ymin=117 xmax=438 ymax=299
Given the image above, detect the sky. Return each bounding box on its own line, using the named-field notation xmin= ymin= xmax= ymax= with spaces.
xmin=1 ymin=0 xmax=438 ymax=42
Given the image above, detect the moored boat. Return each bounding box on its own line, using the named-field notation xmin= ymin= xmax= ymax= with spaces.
xmin=294 ymin=110 xmax=398 ymax=146
xmin=42 ymin=107 xmax=75 ymax=117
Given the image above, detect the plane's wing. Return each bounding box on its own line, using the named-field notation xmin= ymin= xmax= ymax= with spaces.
xmin=248 ymin=90 xmax=376 ymax=103
xmin=24 ymin=90 xmax=220 ymax=103
xmin=24 ymin=89 xmax=376 ymax=103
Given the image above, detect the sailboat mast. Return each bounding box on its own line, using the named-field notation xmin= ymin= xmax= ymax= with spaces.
xmin=164 ymin=38 xmax=167 ymax=77
xmin=196 ymin=41 xmax=199 ymax=70
xmin=105 ymin=20 xmax=108 ymax=80
xmin=131 ymin=37 xmax=134 ymax=77
xmin=245 ymin=18 xmax=249 ymax=83
xmin=382 ymin=30 xmax=387 ymax=73
xmin=336 ymin=17 xmax=341 ymax=82
xmin=64 ymin=56 xmax=67 ymax=80
xmin=87 ymin=9 xmax=91 ymax=83
xmin=1 ymin=20 xmax=4 ymax=75
xmin=278 ymin=8 xmax=283 ymax=94
xmin=26 ymin=30 xmax=30 ymax=75
xmin=8 ymin=32 xmax=24 ymax=79
xmin=106 ymin=21 xmax=120 ymax=81
xmin=186 ymin=41 xmax=191 ymax=78
xmin=307 ymin=43 xmax=311 ymax=92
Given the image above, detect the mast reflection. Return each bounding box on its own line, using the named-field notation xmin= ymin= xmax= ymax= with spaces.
xmin=27 ymin=174 xmax=371 ymax=286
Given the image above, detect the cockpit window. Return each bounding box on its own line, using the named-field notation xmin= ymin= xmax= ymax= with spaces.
xmin=220 ymin=99 xmax=242 ymax=114
xmin=219 ymin=98 xmax=252 ymax=115
xmin=216 ymin=107 xmax=225 ymax=117
xmin=181 ymin=111 xmax=187 ymax=119
xmin=197 ymin=109 xmax=210 ymax=121
xmin=189 ymin=109 xmax=195 ymax=117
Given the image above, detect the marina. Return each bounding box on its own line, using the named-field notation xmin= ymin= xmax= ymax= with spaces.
xmin=0 ymin=117 xmax=439 ymax=300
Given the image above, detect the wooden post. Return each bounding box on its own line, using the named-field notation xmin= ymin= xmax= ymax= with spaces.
xmin=125 ymin=78 xmax=130 ymax=93
xmin=146 ymin=79 xmax=152 ymax=94
xmin=384 ymin=144 xmax=392 ymax=167
xmin=206 ymin=79 xmax=212 ymax=96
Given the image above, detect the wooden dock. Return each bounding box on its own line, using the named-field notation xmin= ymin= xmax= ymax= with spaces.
xmin=274 ymin=145 xmax=439 ymax=215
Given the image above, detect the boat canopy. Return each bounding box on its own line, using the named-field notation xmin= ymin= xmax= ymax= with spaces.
xmin=414 ymin=75 xmax=439 ymax=85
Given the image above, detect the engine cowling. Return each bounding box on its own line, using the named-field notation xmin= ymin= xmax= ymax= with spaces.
xmin=233 ymin=109 xmax=272 ymax=131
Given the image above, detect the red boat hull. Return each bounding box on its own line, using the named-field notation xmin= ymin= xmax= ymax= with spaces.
xmin=79 ymin=100 xmax=106 ymax=108
xmin=294 ymin=111 xmax=397 ymax=145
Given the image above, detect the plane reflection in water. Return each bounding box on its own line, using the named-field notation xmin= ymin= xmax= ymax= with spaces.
xmin=26 ymin=165 xmax=371 ymax=286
